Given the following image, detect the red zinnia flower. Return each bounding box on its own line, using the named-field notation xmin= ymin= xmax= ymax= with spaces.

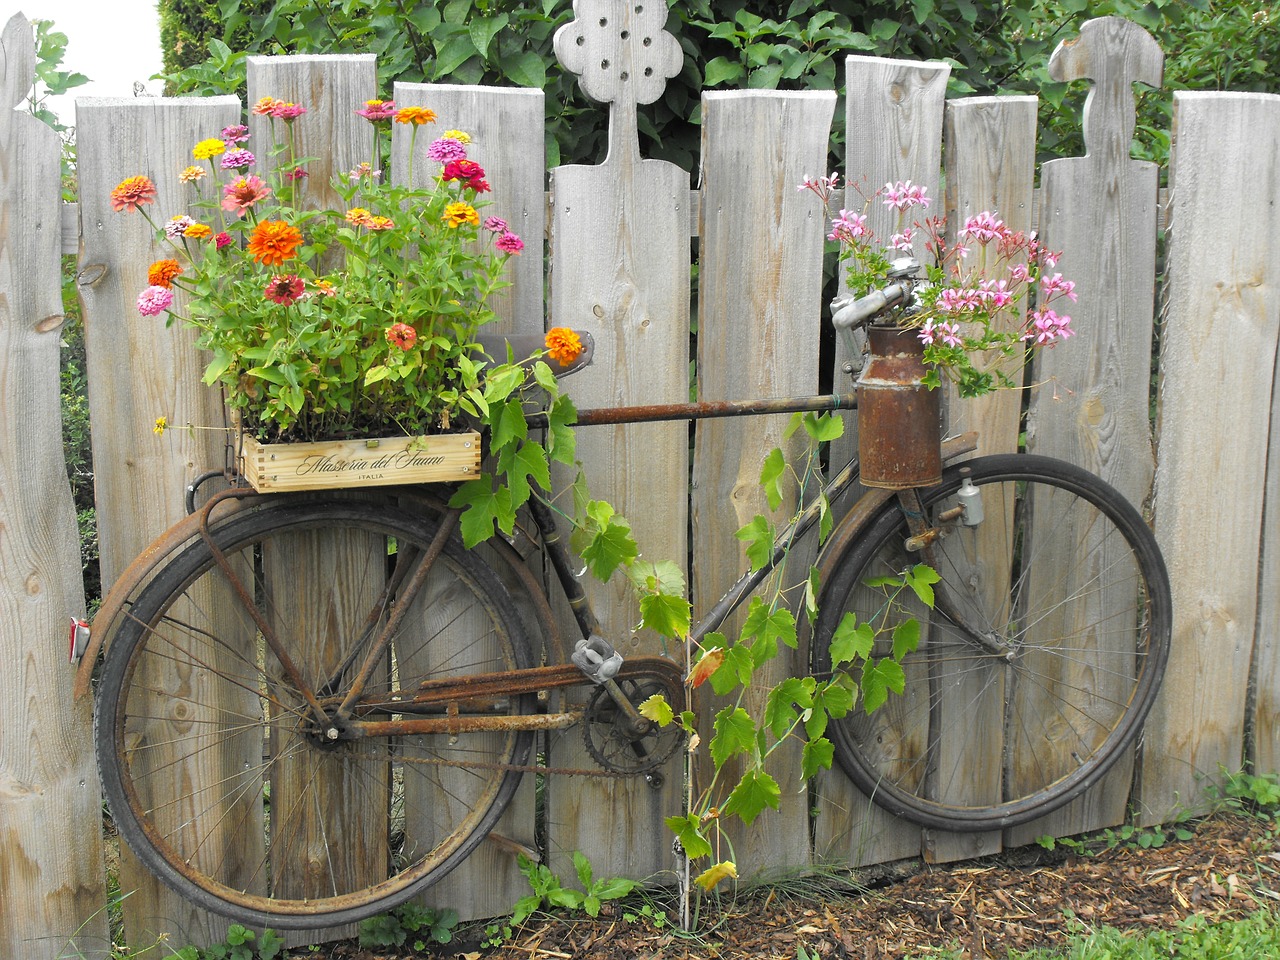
xmin=264 ymin=275 xmax=305 ymax=305
xmin=385 ymin=323 xmax=417 ymax=350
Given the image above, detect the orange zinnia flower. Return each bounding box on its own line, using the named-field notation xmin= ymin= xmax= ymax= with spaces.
xmin=545 ymin=327 xmax=584 ymax=366
xmin=394 ymin=106 xmax=438 ymax=125
xmin=110 ymin=175 xmax=157 ymax=213
xmin=147 ymin=259 xmax=184 ymax=288
xmin=247 ymin=220 xmax=303 ymax=266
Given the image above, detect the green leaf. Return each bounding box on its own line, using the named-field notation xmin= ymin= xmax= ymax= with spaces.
xmin=639 ymin=591 xmax=692 ymax=639
xmin=812 ymin=677 xmax=855 ymax=724
xmin=704 ymin=56 xmax=746 ymax=86
xmin=432 ymin=33 xmax=479 ymax=79
xmin=489 ymin=398 xmax=529 ymax=452
xmin=892 ymin=618 xmax=921 ymax=660
xmin=449 ymin=477 xmax=513 ymax=548
xmin=802 ymin=412 xmax=844 ymax=443
xmin=764 ymin=677 xmax=814 ymax=740
xmin=721 ymin=768 xmax=781 ymax=825
xmin=709 ymin=645 xmax=754 ymax=696
xmin=502 ymin=50 xmax=547 ymax=88
xmin=829 ymin=613 xmax=874 ymax=666
xmin=760 ymin=446 xmax=786 ymax=511
xmin=578 ymin=503 xmax=639 ymax=582
xmin=734 ymin=514 xmax=773 ymax=572
xmin=638 ymin=694 xmax=673 ymax=726
xmin=861 ymin=658 xmax=907 ymax=714
xmin=710 ymin=705 xmax=755 ymax=768
xmin=469 ymin=13 xmax=509 ymax=59
xmin=665 ymin=813 xmax=713 ymax=860
xmin=906 ymin=563 xmax=940 ymax=607
xmin=801 ymin=736 xmax=835 ymax=780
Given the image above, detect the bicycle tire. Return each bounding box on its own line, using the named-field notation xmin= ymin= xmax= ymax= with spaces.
xmin=813 ymin=454 xmax=1171 ymax=832
xmin=95 ymin=494 xmax=536 ymax=929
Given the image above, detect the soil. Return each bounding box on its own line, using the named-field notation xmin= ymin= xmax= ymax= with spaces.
xmin=288 ymin=812 xmax=1279 ymax=959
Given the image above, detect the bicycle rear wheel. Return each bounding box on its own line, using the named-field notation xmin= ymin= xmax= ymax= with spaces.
xmin=814 ymin=454 xmax=1170 ymax=831
xmin=95 ymin=495 xmax=536 ymax=929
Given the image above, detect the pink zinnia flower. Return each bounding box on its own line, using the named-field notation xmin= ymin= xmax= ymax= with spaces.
xmin=355 ymin=99 xmax=397 ymax=122
xmin=264 ymin=275 xmax=305 ymax=305
xmin=495 ymin=231 xmax=524 ymax=254
xmin=483 ymin=216 xmax=508 ymax=233
xmin=220 ymin=148 xmax=256 ymax=170
xmin=214 ymin=232 xmax=233 ymax=250
xmin=137 ymin=285 xmax=174 ymax=316
xmin=222 ymin=175 xmax=272 ymax=215
xmin=285 ymin=166 xmax=308 ymax=182
xmin=426 ymin=137 xmax=467 ymax=163
xmin=385 ymin=322 xmax=417 ymax=350
xmin=222 ymin=124 xmax=250 ymax=144
xmin=164 ymin=215 xmax=196 ymax=239
xmin=273 ymin=102 xmax=307 ymax=121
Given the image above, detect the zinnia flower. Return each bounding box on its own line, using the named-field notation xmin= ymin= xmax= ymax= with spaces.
xmin=178 ymin=165 xmax=206 ymax=183
xmin=349 ymin=162 xmax=378 ymax=180
xmin=345 ymin=207 xmax=376 ymax=228
xmin=251 ymin=96 xmax=284 ymax=116
xmin=495 ymin=231 xmax=524 ymax=254
xmin=192 ymin=138 xmax=227 ymax=160
xmin=147 ymin=259 xmax=183 ymax=288
xmin=483 ymin=216 xmax=508 ymax=233
xmin=312 ymin=279 xmax=337 ymax=297
xmin=285 ymin=166 xmax=308 ymax=181
xmin=164 ymin=215 xmax=196 ymax=239
xmin=247 ymin=220 xmax=303 ymax=266
xmin=394 ymin=106 xmax=437 ymax=125
xmin=222 ymin=124 xmax=250 ymax=143
xmin=220 ymin=148 xmax=256 ymax=170
xmin=442 ymin=129 xmax=471 ymax=144
xmin=426 ymin=137 xmax=467 ymax=163
xmin=264 ymin=275 xmax=305 ymax=305
xmin=222 ymin=175 xmax=272 ymax=215
xmin=545 ymin=327 xmax=583 ymax=365
xmin=443 ymin=159 xmax=484 ymax=183
xmin=385 ymin=322 xmax=417 ymax=350
xmin=110 ymin=175 xmax=157 ymax=213
xmin=137 ymin=285 xmax=174 ymax=316
xmin=442 ymin=201 xmax=479 ymax=228
xmin=273 ymin=102 xmax=307 ymax=121
xmin=184 ymin=223 xmax=212 ymax=240
xmin=214 ymin=232 xmax=233 ymax=250
xmin=355 ymin=99 xmax=397 ymax=122
xmin=368 ymin=215 xmax=395 ymax=231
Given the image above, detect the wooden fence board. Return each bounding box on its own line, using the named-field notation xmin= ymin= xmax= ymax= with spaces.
xmin=1141 ymin=90 xmax=1280 ymax=822
xmin=545 ymin=102 xmax=691 ymax=889
xmin=391 ymin=80 xmax=546 ymax=920
xmin=76 ymin=93 xmax=242 ymax=949
xmin=0 ymin=14 xmax=108 ymax=960
xmin=693 ymin=89 xmax=835 ymax=879
xmin=925 ymin=95 xmax=1037 ymax=865
xmin=815 ymin=55 xmax=948 ymax=871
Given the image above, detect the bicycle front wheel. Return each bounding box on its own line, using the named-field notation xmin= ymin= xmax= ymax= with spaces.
xmin=95 ymin=495 xmax=536 ymax=929
xmin=814 ymin=454 xmax=1171 ymax=831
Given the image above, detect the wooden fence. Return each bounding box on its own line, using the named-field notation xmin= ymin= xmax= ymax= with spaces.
xmin=2 ymin=7 xmax=1279 ymax=957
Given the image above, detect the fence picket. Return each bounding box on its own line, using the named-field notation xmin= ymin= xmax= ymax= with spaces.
xmin=0 ymin=14 xmax=108 ymax=960
xmin=1141 ymin=90 xmax=1280 ymax=823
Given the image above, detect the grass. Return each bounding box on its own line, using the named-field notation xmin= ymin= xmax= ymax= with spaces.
xmin=900 ymin=908 xmax=1280 ymax=959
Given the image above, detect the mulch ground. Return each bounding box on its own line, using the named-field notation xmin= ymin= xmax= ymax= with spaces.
xmin=292 ymin=812 xmax=1279 ymax=959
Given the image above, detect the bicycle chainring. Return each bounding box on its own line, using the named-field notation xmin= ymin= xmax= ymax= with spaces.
xmin=582 ymin=677 xmax=685 ymax=775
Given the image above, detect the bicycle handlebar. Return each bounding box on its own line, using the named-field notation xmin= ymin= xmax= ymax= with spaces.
xmin=830 ymin=281 xmax=913 ymax=331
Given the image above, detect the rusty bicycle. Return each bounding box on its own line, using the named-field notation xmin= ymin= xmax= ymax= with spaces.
xmin=78 ymin=267 xmax=1171 ymax=929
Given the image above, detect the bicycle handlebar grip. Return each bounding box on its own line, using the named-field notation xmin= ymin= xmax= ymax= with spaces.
xmin=830 ymin=281 xmax=910 ymax=331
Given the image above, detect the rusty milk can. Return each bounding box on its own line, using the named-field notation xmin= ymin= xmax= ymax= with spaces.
xmin=856 ymin=323 xmax=942 ymax=489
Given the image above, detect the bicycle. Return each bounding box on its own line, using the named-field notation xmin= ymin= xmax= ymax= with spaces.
xmin=77 ymin=268 xmax=1172 ymax=929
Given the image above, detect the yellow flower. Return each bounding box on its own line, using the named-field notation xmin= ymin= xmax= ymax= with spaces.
xmin=442 ymin=129 xmax=471 ymax=144
xmin=179 ymin=165 xmax=206 ymax=183
xmin=442 ymin=201 xmax=479 ymax=228
xmin=345 ymin=207 xmax=375 ymax=228
xmin=153 ymin=416 xmax=168 ymax=435
xmin=394 ymin=106 xmax=438 ymax=125
xmin=192 ymin=138 xmax=226 ymax=160
xmin=184 ymin=223 xmax=212 ymax=240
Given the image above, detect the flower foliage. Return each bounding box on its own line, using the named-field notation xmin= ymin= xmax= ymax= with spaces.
xmin=803 ymin=174 xmax=1078 ymax=398
xmin=113 ymin=98 xmax=534 ymax=445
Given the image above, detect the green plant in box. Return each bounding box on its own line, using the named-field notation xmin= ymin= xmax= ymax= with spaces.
xmin=111 ymin=95 xmax=584 ymax=540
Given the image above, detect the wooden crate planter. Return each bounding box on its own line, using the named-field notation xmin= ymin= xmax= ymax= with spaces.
xmin=238 ymin=430 xmax=482 ymax=492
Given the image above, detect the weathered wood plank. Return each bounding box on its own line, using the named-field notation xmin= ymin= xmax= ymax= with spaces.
xmin=0 ymin=14 xmax=108 ymax=960
xmin=816 ymin=55 xmax=948 ymax=871
xmin=925 ymin=94 xmax=1037 ymax=865
xmin=76 ymin=92 xmax=242 ymax=950
xmin=693 ymin=89 xmax=835 ymax=880
xmin=1012 ymin=17 xmax=1163 ymax=845
xmin=1259 ymin=378 xmax=1280 ymax=775
xmin=545 ymin=1 xmax=691 ymax=885
xmin=1141 ymin=90 xmax=1280 ymax=822
xmin=390 ymin=80 xmax=546 ymax=920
